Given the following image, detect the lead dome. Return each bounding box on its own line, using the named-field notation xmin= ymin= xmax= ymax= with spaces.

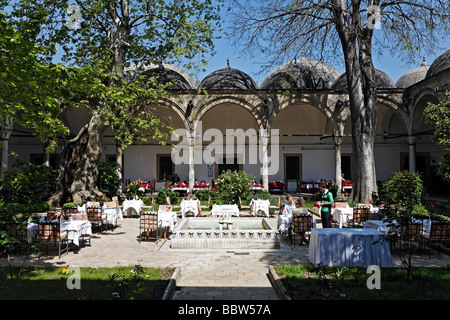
xmin=426 ymin=49 xmax=450 ymax=79
xmin=200 ymin=61 xmax=257 ymax=90
xmin=332 ymin=69 xmax=396 ymax=90
xmin=260 ymin=57 xmax=341 ymax=90
xmin=396 ymin=57 xmax=430 ymax=88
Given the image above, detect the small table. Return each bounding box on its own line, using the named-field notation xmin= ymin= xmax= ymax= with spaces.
xmin=211 ymin=204 xmax=240 ymax=217
xmin=180 ymin=199 xmax=200 ymax=218
xmin=308 ymin=228 xmax=393 ymax=267
xmin=251 ymin=199 xmax=270 ymax=217
xmin=334 ymin=208 xmax=354 ymax=228
xmin=102 ymin=206 xmax=123 ymax=226
xmin=60 ymin=220 xmax=92 ymax=247
xmin=122 ymin=199 xmax=144 ymax=216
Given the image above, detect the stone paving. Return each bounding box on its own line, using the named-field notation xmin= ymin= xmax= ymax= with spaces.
xmin=2 ymin=215 xmax=450 ymax=300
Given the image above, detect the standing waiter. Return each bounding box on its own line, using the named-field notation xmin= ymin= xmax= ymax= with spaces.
xmin=318 ymin=183 xmax=334 ymax=228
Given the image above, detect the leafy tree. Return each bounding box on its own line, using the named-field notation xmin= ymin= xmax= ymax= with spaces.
xmin=381 ymin=170 xmax=425 ymax=280
xmin=424 ymin=91 xmax=450 ymax=183
xmin=9 ymin=0 xmax=224 ymax=205
xmin=230 ymin=0 xmax=450 ymax=203
xmin=0 ymin=7 xmax=76 ymax=177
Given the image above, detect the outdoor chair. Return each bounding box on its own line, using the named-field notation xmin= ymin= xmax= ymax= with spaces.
xmin=5 ymin=221 xmax=29 ymax=254
xmin=268 ymin=197 xmax=281 ymax=216
xmin=38 ymin=221 xmax=69 ymax=258
xmin=429 ymin=221 xmax=450 ymax=242
xmin=63 ymin=206 xmax=78 ymax=220
xmin=290 ymin=212 xmax=313 ymax=247
xmin=86 ymin=205 xmax=106 ymax=232
xmin=138 ymin=211 xmax=161 ymax=242
xmin=347 ymin=207 xmax=369 ymax=227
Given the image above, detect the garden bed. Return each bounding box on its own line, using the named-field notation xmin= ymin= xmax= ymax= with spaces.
xmin=0 ymin=266 xmax=175 ymax=300
xmin=274 ymin=264 xmax=450 ymax=300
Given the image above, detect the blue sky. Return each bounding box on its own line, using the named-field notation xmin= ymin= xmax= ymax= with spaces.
xmin=193 ymin=3 xmax=450 ymax=86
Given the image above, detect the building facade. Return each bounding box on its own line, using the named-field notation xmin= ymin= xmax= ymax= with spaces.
xmin=3 ymin=50 xmax=450 ymax=194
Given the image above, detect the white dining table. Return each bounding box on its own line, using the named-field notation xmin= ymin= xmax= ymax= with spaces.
xmin=102 ymin=206 xmax=123 ymax=225
xmin=60 ymin=219 xmax=92 ymax=246
xmin=180 ymin=199 xmax=200 ymax=218
xmin=364 ymin=218 xmax=432 ymax=237
xmin=29 ymin=219 xmax=92 ymax=247
xmin=251 ymin=199 xmax=270 ymax=217
xmin=277 ymin=213 xmax=317 ymax=233
xmin=122 ymin=199 xmax=144 ymax=216
xmin=211 ymin=204 xmax=240 ymax=217
xmin=333 ymin=207 xmax=354 ymax=228
xmin=308 ymin=228 xmax=393 ymax=267
xmin=158 ymin=211 xmax=178 ymax=232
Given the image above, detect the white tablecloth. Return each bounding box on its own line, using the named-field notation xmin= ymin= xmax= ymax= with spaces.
xmin=102 ymin=206 xmax=123 ymax=225
xmin=122 ymin=199 xmax=144 ymax=216
xmin=211 ymin=204 xmax=239 ymax=217
xmin=308 ymin=228 xmax=393 ymax=267
xmin=277 ymin=214 xmax=292 ymax=233
xmin=251 ymin=199 xmax=270 ymax=217
xmin=211 ymin=204 xmax=240 ymax=217
xmin=277 ymin=213 xmax=317 ymax=233
xmin=180 ymin=199 xmax=200 ymax=218
xmin=334 ymin=208 xmax=354 ymax=228
xmin=158 ymin=211 xmax=178 ymax=231
xmin=364 ymin=218 xmax=432 ymax=237
xmin=60 ymin=220 xmax=92 ymax=246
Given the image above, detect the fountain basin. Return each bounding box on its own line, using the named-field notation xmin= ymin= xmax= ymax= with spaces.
xmin=171 ymin=217 xmax=280 ymax=249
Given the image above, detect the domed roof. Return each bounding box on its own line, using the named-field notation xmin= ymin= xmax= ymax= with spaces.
xmin=200 ymin=61 xmax=257 ymax=90
xmin=396 ymin=57 xmax=430 ymax=88
xmin=332 ymin=69 xmax=396 ymax=90
xmin=125 ymin=62 xmax=196 ymax=90
xmin=260 ymin=57 xmax=341 ymax=90
xmin=426 ymin=49 xmax=450 ymax=79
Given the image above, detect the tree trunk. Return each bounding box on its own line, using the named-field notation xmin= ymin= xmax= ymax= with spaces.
xmin=49 ymin=112 xmax=107 ymax=206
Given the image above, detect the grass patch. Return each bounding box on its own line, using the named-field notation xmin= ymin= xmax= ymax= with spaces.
xmin=275 ymin=264 xmax=450 ymax=300
xmin=0 ymin=266 xmax=174 ymax=300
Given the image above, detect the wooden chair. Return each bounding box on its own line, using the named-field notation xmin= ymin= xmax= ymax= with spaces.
xmin=269 ymin=197 xmax=281 ymax=216
xmin=238 ymin=197 xmax=253 ymax=217
xmin=291 ymin=212 xmax=313 ymax=247
xmin=38 ymin=221 xmax=69 ymax=258
xmin=86 ymin=205 xmax=106 ymax=232
xmin=63 ymin=207 xmax=78 ymax=220
xmin=199 ymin=197 xmax=211 ymax=210
xmin=348 ymin=207 xmax=369 ymax=227
xmin=138 ymin=212 xmax=161 ymax=242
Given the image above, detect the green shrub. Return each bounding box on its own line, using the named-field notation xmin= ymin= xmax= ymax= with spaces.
xmin=155 ymin=183 xmax=179 ymax=205
xmin=382 ymin=170 xmax=425 ymax=210
xmin=97 ymin=160 xmax=121 ymax=199
xmin=0 ymin=163 xmax=58 ymax=207
xmin=215 ymin=170 xmax=254 ymax=204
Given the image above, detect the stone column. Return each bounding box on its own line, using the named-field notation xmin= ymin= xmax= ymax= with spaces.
xmin=188 ymin=130 xmax=196 ymax=194
xmin=334 ymin=136 xmax=343 ymax=192
xmin=260 ymin=128 xmax=270 ymax=191
xmin=407 ymin=135 xmax=417 ymax=172
xmin=116 ymin=143 xmax=123 ymax=191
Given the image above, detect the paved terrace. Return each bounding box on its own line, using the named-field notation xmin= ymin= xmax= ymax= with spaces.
xmin=2 ymin=214 xmax=450 ymax=300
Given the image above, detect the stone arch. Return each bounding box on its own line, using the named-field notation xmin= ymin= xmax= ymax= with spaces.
xmin=192 ymin=96 xmax=263 ymax=130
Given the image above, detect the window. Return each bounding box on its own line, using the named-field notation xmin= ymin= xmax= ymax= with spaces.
xmin=157 ymin=155 xmax=174 ymax=182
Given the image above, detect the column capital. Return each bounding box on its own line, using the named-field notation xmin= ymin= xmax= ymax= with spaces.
xmin=407 ymin=135 xmax=417 ymax=145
